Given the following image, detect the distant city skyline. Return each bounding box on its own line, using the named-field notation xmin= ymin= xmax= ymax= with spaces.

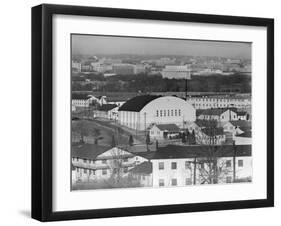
xmin=72 ymin=34 xmax=251 ymax=59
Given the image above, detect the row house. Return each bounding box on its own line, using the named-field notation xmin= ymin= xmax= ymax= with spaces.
xmin=71 ymin=144 xmax=147 ymax=183
xmin=186 ymin=96 xmax=251 ymax=110
xmin=137 ymin=144 xmax=252 ymax=187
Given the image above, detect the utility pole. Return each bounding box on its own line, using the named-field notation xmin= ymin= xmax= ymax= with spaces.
xmin=233 ymin=140 xmax=236 ymax=182
xmin=185 ymin=70 xmax=191 ymax=100
xmin=193 ymin=157 xmax=197 ymax=185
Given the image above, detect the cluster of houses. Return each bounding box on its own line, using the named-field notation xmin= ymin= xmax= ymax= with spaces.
xmin=72 ymin=93 xmax=251 ymax=145
xmin=72 ymin=93 xmax=252 ymax=189
xmin=72 ymin=143 xmax=252 ymax=187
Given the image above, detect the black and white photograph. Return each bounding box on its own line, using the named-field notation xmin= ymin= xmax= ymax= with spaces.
xmin=71 ymin=34 xmax=252 ymax=190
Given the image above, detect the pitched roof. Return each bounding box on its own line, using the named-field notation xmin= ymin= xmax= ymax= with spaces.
xmin=236 ymin=131 xmax=252 ymax=138
xmin=71 ymin=144 xmax=110 ymax=160
xmin=136 ymin=144 xmax=251 ymax=160
xmin=199 ymin=108 xmax=237 ymax=116
xmin=195 ymin=119 xmax=218 ymax=128
xmin=118 ymin=95 xmax=161 ymax=112
xmin=72 ymin=93 xmax=92 ymax=100
xmin=230 ymin=120 xmax=251 ymax=129
xmin=201 ymin=127 xmax=224 ymax=136
xmin=128 ymin=162 xmax=152 ymax=174
xmin=97 ymin=104 xmax=117 ymax=111
xmin=154 ymin=124 xmax=180 ymax=132
xmin=237 ymin=111 xmax=248 ymax=116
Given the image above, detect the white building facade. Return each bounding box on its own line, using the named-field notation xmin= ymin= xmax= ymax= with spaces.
xmin=118 ymin=95 xmax=196 ymax=131
xmin=161 ymin=65 xmax=191 ymax=79
xmin=186 ymin=96 xmax=251 ymax=110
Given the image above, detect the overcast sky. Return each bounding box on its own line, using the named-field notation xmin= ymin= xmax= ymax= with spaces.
xmin=72 ymin=34 xmax=251 ymax=59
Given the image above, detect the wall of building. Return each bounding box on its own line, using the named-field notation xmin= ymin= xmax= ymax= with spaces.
xmin=118 ymin=96 xmax=196 ymax=131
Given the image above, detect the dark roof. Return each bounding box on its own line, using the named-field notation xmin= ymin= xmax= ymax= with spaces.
xmin=201 ymin=127 xmax=224 ymax=136
xmin=118 ymin=95 xmax=161 ymax=112
xmin=196 ymin=109 xmax=205 ymax=117
xmin=230 ymin=120 xmax=251 ymax=129
xmin=199 ymin=108 xmax=226 ymax=116
xmin=98 ymin=104 xmax=117 ymax=111
xmin=136 ymin=144 xmax=251 ymax=160
xmin=71 ymin=144 xmax=110 ymax=160
xmin=195 ymin=119 xmax=217 ymax=128
xmin=129 ymin=162 xmax=152 ymax=174
xmin=199 ymin=108 xmax=238 ymax=116
xmin=154 ymin=124 xmax=180 ymax=132
xmin=237 ymin=111 xmax=248 ymax=116
xmin=236 ymin=131 xmax=252 ymax=138
xmin=72 ymin=93 xmax=91 ymax=100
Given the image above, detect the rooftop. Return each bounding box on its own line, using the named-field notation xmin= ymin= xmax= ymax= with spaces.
xmin=199 ymin=108 xmax=237 ymax=116
xmin=136 ymin=144 xmax=251 ymax=160
xmin=118 ymin=95 xmax=161 ymax=112
xmin=72 ymin=93 xmax=92 ymax=100
xmin=201 ymin=127 xmax=224 ymax=136
xmin=97 ymin=104 xmax=117 ymax=111
xmin=71 ymin=144 xmax=110 ymax=160
xmin=154 ymin=124 xmax=180 ymax=132
xmin=230 ymin=120 xmax=252 ymax=130
xmin=236 ymin=131 xmax=252 ymax=138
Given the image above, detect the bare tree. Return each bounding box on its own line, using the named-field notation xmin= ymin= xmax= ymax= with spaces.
xmin=103 ymin=148 xmax=141 ymax=188
xmin=193 ymin=120 xmax=232 ymax=184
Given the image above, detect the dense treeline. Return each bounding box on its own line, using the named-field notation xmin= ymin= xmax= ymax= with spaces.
xmin=72 ymin=73 xmax=251 ymax=93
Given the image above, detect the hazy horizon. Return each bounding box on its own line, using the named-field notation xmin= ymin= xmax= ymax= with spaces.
xmin=72 ymin=34 xmax=251 ymax=59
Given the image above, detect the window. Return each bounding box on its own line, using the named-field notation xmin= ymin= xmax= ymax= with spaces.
xmin=226 ymin=176 xmax=232 ymax=183
xmin=226 ymin=160 xmax=232 ymax=167
xmin=160 ymin=110 xmax=162 ymax=117
xmin=159 ymin=162 xmax=164 ymax=170
xmin=156 ymin=110 xmax=159 ymax=117
xmin=238 ymin=159 xmax=243 ymax=167
xmin=185 ymin=161 xmax=191 ymax=169
xmin=123 ymin=167 xmax=128 ymax=173
xmin=178 ymin=109 xmax=181 ymax=116
xmin=164 ymin=110 xmax=166 ymax=117
xmin=167 ymin=110 xmax=170 ymax=116
xmin=102 ymin=169 xmax=107 ymax=175
xmin=186 ymin=178 xmax=192 ymax=185
xmin=84 ymin=169 xmax=88 ymax=174
xmin=102 ymin=159 xmax=107 ymax=164
xmin=171 ymin=162 xmax=177 ymax=170
xmin=123 ymin=158 xmax=128 ymax=162
xmin=159 ymin=179 xmax=165 ymax=187
xmin=175 ymin=110 xmax=177 ymax=116
xmin=171 ymin=110 xmax=173 ymax=116
xmin=92 ymin=170 xmax=95 ymax=175
xmin=171 ymin=178 xmax=177 ymax=186
xmin=83 ymin=159 xmax=87 ymax=163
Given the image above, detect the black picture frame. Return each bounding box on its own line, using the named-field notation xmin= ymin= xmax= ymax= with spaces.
xmin=32 ymin=3 xmax=274 ymax=222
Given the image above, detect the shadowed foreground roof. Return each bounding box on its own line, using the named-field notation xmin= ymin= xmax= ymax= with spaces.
xmin=72 ymin=144 xmax=110 ymax=159
xmin=135 ymin=144 xmax=251 ymax=160
xmin=97 ymin=104 xmax=117 ymax=111
xmin=154 ymin=124 xmax=180 ymax=132
xmin=236 ymin=131 xmax=252 ymax=138
xmin=199 ymin=108 xmax=237 ymax=116
xmin=72 ymin=93 xmax=91 ymax=100
xmin=118 ymin=95 xmax=161 ymax=112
